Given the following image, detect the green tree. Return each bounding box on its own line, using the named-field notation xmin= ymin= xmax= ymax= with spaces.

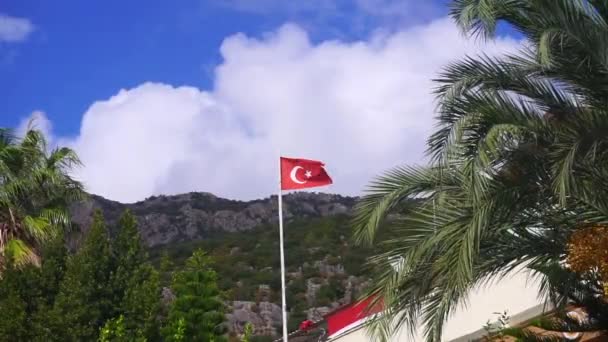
xmin=30 ymin=237 xmax=70 ymax=341
xmin=0 ymin=236 xmax=69 ymax=341
xmin=159 ymin=250 xmax=173 ymax=286
xmin=36 ymin=236 xmax=69 ymax=305
xmin=112 ymin=210 xmax=146 ymax=299
xmin=0 ymin=125 xmax=84 ymax=270
xmin=52 ymin=210 xmax=114 ymax=341
xmin=120 ymin=264 xmax=161 ymax=341
xmin=1 ymin=208 xmax=164 ymax=342
xmin=354 ymin=1 xmax=608 ymax=340
xmin=110 ymin=210 xmax=161 ymax=340
xmin=0 ymin=262 xmax=28 ymax=340
xmin=162 ymin=249 xmax=227 ymax=342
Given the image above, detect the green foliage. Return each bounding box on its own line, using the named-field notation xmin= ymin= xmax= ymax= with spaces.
xmin=189 ymin=192 xmax=248 ymax=212
xmin=286 ymin=279 xmax=308 ymax=311
xmin=528 ymin=317 xmax=555 ymax=331
xmin=159 ymin=250 xmax=173 ymax=286
xmin=171 ymin=318 xmax=187 ymax=342
xmin=112 ymin=210 xmax=147 ymax=300
xmin=162 ymin=249 xmax=227 ymax=342
xmin=52 ymin=210 xmax=115 ymax=340
xmin=288 ymin=309 xmax=308 ymax=332
xmin=144 ymin=214 xmax=367 ymax=341
xmin=0 ymin=124 xmax=84 ymax=270
xmin=316 ymin=284 xmax=337 ymax=306
xmin=29 ymin=237 xmax=70 ymax=341
xmin=121 ymin=264 xmax=161 ymax=340
xmin=37 ymin=236 xmax=69 ymax=305
xmin=99 ymin=315 xmax=127 ymax=342
xmin=0 ymin=236 xmax=69 ymax=341
xmin=111 ymin=210 xmax=161 ymax=340
xmin=353 ymin=1 xmax=608 ymax=340
xmin=288 ymin=279 xmax=306 ymax=295
xmin=0 ymin=209 xmax=163 ymax=341
xmin=241 ymin=322 xmax=254 ymax=342
xmin=150 ymin=214 xmax=371 ymax=309
xmin=0 ymin=265 xmax=28 ymax=341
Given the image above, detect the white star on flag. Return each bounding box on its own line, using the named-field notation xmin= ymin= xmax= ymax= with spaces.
xmin=304 ymin=170 xmax=312 ymax=178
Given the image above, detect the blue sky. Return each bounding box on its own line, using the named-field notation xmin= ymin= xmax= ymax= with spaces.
xmin=1 ymin=0 xmax=450 ymax=137
xmin=0 ymin=1 xmax=521 ymax=201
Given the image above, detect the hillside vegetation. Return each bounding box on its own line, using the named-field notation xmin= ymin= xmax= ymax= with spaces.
xmin=68 ymin=192 xmax=377 ymax=337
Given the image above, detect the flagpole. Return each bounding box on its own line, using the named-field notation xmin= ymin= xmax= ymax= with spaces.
xmin=278 ymin=156 xmax=289 ymax=342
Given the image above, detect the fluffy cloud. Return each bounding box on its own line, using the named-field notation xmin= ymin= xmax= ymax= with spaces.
xmin=18 ymin=111 xmax=53 ymax=139
xmin=44 ymin=17 xmax=519 ymax=203
xmin=0 ymin=14 xmax=34 ymax=42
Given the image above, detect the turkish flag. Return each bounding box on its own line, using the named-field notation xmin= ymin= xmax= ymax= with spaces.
xmin=280 ymin=157 xmax=332 ymax=190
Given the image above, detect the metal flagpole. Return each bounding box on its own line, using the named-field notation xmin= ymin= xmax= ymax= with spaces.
xmin=278 ymin=156 xmax=289 ymax=342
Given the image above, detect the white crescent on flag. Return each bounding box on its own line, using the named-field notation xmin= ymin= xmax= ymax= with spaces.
xmin=289 ymin=166 xmax=307 ymax=184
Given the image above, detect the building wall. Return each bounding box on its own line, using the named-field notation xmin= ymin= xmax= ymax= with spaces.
xmin=443 ymin=270 xmax=544 ymax=341
xmin=327 ymin=270 xmax=545 ymax=342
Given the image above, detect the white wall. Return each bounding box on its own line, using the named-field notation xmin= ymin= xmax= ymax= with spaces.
xmin=329 ymin=329 xmax=371 ymax=342
xmin=442 ymin=271 xmax=544 ymax=341
xmin=328 ymin=271 xmax=544 ymax=342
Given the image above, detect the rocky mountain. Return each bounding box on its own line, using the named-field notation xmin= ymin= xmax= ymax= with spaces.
xmin=69 ymin=192 xmax=355 ymax=248
xmin=68 ymin=192 xmax=373 ymax=340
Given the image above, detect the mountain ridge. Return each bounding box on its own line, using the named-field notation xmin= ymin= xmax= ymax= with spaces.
xmin=69 ymin=191 xmax=357 ymax=248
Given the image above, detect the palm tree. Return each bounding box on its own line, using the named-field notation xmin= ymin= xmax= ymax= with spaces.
xmin=0 ymin=123 xmax=84 ymax=269
xmin=353 ymin=1 xmax=608 ymax=340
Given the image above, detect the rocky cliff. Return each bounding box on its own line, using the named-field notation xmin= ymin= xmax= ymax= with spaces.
xmin=69 ymin=192 xmax=355 ymax=248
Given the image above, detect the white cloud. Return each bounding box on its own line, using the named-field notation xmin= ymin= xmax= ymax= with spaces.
xmin=35 ymin=17 xmax=520 ymax=203
xmin=0 ymin=14 xmax=34 ymax=42
xmin=17 ymin=111 xmax=54 ymax=140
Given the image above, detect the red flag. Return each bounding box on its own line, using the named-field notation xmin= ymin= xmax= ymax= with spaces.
xmin=280 ymin=157 xmax=332 ymax=190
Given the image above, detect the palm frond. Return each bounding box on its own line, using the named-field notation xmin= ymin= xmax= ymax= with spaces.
xmin=434 ymin=54 xmax=579 ymax=115
xmin=0 ymin=126 xmax=85 ymax=270
xmin=4 ymin=238 xmax=40 ymax=267
xmin=47 ymin=146 xmax=82 ymax=170
xmin=352 ymin=165 xmax=446 ymax=245
xmin=22 ymin=215 xmax=54 ymax=241
xmin=0 ymin=128 xmax=15 ymax=150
